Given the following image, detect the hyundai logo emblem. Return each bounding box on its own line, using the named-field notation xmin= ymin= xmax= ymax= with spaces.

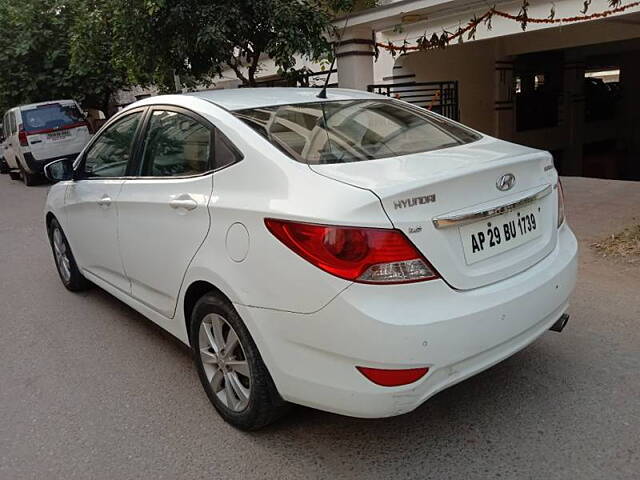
xmin=496 ymin=173 xmax=516 ymax=191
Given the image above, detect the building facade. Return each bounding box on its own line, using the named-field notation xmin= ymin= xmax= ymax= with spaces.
xmin=116 ymin=0 xmax=640 ymax=179
xmin=334 ymin=0 xmax=640 ymax=180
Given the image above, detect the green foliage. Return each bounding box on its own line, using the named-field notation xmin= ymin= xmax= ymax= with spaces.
xmin=107 ymin=0 xmax=363 ymax=88
xmin=0 ymin=0 xmax=129 ymax=114
xmin=68 ymin=0 xmax=130 ymax=112
xmin=0 ymin=0 xmax=370 ymax=114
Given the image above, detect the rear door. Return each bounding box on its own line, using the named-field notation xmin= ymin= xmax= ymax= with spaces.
xmin=117 ymin=107 xmax=223 ymax=318
xmin=64 ymin=109 xmax=145 ymax=292
xmin=20 ymin=101 xmax=90 ymax=160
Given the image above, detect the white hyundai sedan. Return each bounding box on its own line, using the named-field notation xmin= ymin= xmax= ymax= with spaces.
xmin=44 ymin=88 xmax=577 ymax=430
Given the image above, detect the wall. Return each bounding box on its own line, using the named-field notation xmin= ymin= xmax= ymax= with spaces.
xmin=400 ymin=40 xmax=497 ymax=134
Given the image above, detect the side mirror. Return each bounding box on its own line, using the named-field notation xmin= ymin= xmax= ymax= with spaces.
xmin=44 ymin=158 xmax=74 ymax=182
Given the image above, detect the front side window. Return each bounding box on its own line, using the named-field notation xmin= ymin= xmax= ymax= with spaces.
xmin=20 ymin=103 xmax=85 ymax=133
xmin=83 ymin=111 xmax=142 ymax=178
xmin=139 ymin=110 xmax=211 ymax=177
xmin=235 ymin=99 xmax=480 ymax=164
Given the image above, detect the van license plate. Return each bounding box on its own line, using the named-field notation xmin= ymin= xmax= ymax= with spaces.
xmin=47 ymin=130 xmax=71 ymax=140
xmin=459 ymin=203 xmax=544 ymax=265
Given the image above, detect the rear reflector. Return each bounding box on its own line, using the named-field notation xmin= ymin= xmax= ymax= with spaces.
xmin=264 ymin=219 xmax=439 ymax=284
xmin=357 ymin=366 xmax=429 ymax=387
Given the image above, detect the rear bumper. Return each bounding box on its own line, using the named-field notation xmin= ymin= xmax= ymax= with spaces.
xmin=23 ymin=152 xmax=79 ymax=174
xmin=236 ymin=224 xmax=578 ymax=418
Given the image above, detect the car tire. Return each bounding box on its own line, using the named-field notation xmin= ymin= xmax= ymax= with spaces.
xmin=190 ymin=293 xmax=289 ymax=430
xmin=47 ymin=218 xmax=91 ymax=292
xmin=19 ymin=163 xmax=38 ymax=186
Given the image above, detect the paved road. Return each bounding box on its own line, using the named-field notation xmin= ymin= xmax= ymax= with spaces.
xmin=1 ymin=175 xmax=639 ymax=480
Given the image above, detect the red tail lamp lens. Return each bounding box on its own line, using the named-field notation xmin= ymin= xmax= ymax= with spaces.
xmin=18 ymin=125 xmax=28 ymax=146
xmin=264 ymin=219 xmax=438 ymax=284
xmin=357 ymin=366 xmax=429 ymax=387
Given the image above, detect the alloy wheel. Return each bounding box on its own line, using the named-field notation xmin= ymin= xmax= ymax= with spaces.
xmin=198 ymin=313 xmax=251 ymax=412
xmin=52 ymin=228 xmax=71 ymax=283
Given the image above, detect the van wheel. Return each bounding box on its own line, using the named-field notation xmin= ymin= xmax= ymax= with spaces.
xmin=190 ymin=293 xmax=289 ymax=430
xmin=19 ymin=164 xmax=38 ymax=186
xmin=9 ymin=171 xmax=20 ymax=181
xmin=48 ymin=218 xmax=90 ymax=291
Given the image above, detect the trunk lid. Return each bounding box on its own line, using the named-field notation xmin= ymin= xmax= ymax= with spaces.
xmin=310 ymin=136 xmax=560 ymax=290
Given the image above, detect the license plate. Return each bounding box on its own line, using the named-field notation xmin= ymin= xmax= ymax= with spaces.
xmin=47 ymin=130 xmax=71 ymax=141
xmin=459 ymin=203 xmax=544 ymax=264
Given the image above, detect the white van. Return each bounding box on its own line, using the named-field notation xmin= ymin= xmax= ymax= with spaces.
xmin=2 ymin=100 xmax=92 ymax=185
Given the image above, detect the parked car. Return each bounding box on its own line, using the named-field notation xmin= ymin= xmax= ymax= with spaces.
xmin=43 ymin=88 xmax=578 ymax=430
xmin=2 ymin=100 xmax=91 ymax=185
xmin=0 ymin=123 xmax=9 ymax=174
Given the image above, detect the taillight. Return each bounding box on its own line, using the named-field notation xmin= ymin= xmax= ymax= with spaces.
xmin=557 ymin=180 xmax=565 ymax=227
xmin=357 ymin=366 xmax=429 ymax=387
xmin=18 ymin=125 xmax=28 ymax=146
xmin=264 ymin=219 xmax=439 ymax=284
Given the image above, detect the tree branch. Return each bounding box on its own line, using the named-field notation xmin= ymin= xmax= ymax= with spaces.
xmin=226 ymin=57 xmax=249 ymax=85
xmin=247 ymin=49 xmax=261 ymax=87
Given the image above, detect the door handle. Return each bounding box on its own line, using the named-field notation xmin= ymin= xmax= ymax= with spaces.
xmin=97 ymin=195 xmax=112 ymax=207
xmin=170 ymin=196 xmax=198 ymax=211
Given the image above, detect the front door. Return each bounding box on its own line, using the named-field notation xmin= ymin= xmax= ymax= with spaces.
xmin=117 ymin=108 xmax=214 ymax=317
xmin=64 ymin=110 xmax=145 ymax=292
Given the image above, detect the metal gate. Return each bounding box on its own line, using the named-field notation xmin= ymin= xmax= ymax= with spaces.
xmin=367 ymin=81 xmax=459 ymax=121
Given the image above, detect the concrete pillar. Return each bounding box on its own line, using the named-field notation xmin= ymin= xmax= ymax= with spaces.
xmin=494 ymin=57 xmax=515 ymax=140
xmin=335 ymin=27 xmax=375 ymax=90
xmin=562 ymin=56 xmax=586 ymax=176
xmin=374 ymin=36 xmax=415 ymax=85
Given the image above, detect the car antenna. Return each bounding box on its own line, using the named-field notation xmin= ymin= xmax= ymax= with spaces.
xmin=317 ymin=6 xmax=354 ymax=99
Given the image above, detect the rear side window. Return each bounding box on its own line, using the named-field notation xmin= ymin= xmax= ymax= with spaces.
xmin=213 ymin=130 xmax=242 ymax=170
xmin=83 ymin=112 xmax=143 ymax=178
xmin=20 ymin=103 xmax=85 ymax=133
xmin=139 ymin=110 xmax=211 ymax=177
xmin=235 ymin=99 xmax=480 ymax=164
xmin=9 ymin=111 xmax=16 ymax=134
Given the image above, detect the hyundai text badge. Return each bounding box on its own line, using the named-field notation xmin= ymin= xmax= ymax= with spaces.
xmin=496 ymin=173 xmax=516 ymax=191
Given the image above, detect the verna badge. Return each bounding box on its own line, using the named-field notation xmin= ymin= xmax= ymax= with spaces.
xmin=496 ymin=173 xmax=516 ymax=192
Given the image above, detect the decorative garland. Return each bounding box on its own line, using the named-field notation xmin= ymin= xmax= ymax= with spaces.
xmin=375 ymin=0 xmax=640 ymax=56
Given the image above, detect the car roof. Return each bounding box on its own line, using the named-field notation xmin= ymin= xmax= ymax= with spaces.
xmin=187 ymin=87 xmax=382 ymax=111
xmin=16 ymin=99 xmax=78 ymax=110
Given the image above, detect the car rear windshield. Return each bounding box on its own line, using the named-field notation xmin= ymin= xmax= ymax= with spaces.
xmin=20 ymin=103 xmax=85 ymax=133
xmin=233 ymin=99 xmax=480 ymax=164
